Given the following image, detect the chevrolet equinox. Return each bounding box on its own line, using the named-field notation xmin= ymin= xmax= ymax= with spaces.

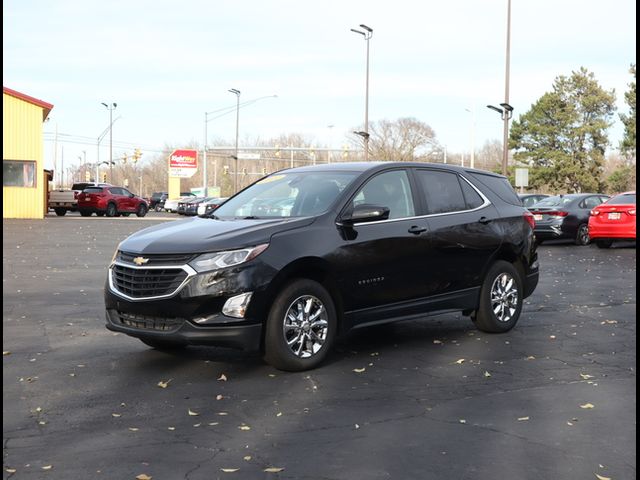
xmin=105 ymin=162 xmax=539 ymax=371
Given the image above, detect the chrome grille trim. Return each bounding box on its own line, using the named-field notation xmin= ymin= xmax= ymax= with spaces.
xmin=108 ymin=261 xmax=197 ymax=301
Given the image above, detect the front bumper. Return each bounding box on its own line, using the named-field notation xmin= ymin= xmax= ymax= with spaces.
xmin=105 ymin=308 xmax=262 ymax=350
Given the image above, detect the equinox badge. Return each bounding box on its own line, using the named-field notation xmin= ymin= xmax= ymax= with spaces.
xmin=133 ymin=256 xmax=149 ymax=266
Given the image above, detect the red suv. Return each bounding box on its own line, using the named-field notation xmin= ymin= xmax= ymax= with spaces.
xmin=77 ymin=186 xmax=149 ymax=217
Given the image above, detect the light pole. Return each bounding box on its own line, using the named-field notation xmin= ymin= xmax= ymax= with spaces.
xmin=101 ymin=102 xmax=117 ymax=182
xmin=228 ymin=88 xmax=241 ymax=193
xmin=351 ymin=24 xmax=373 ymax=161
xmin=487 ymin=103 xmax=513 ymax=175
xmin=465 ymin=107 xmax=476 ymax=168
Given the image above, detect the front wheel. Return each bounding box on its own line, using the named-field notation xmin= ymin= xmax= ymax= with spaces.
xmin=54 ymin=208 xmax=67 ymax=216
xmin=472 ymin=261 xmax=523 ymax=333
xmin=264 ymin=279 xmax=337 ymax=371
xmin=575 ymin=223 xmax=590 ymax=246
xmin=106 ymin=203 xmax=117 ymax=217
xmin=136 ymin=204 xmax=148 ymax=217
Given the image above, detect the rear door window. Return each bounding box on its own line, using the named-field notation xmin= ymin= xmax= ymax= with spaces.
xmin=415 ymin=170 xmax=467 ymax=214
xmin=469 ymin=173 xmax=520 ymax=205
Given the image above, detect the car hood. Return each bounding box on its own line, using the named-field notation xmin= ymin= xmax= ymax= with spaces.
xmin=119 ymin=216 xmax=316 ymax=254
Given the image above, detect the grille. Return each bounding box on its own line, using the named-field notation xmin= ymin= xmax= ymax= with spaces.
xmin=115 ymin=311 xmax=185 ymax=331
xmin=112 ymin=264 xmax=188 ymax=298
xmin=117 ymin=251 xmax=196 ymax=266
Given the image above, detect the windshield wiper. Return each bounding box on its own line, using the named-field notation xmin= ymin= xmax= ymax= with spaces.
xmin=242 ymin=215 xmax=260 ymax=219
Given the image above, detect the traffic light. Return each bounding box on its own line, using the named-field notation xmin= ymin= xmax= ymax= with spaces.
xmin=261 ymin=167 xmax=267 ymax=175
xmin=85 ymin=170 xmax=91 ymax=181
xmin=101 ymin=172 xmax=107 ymax=182
xmin=133 ymin=148 xmax=142 ymax=163
xmin=223 ymin=165 xmax=229 ymax=176
xmin=275 ymin=144 xmax=281 ymax=158
xmin=242 ymin=168 xmax=247 ymax=176
xmin=124 ymin=178 xmax=129 ymax=187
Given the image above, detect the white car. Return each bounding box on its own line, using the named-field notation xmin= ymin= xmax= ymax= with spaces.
xmin=163 ymin=196 xmax=192 ymax=213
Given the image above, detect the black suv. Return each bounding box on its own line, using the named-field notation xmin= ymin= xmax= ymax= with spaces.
xmin=149 ymin=192 xmax=168 ymax=210
xmin=105 ymin=163 xmax=539 ymax=371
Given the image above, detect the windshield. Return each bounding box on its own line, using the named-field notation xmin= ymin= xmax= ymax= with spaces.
xmin=606 ymin=193 xmax=636 ymax=205
xmin=533 ymin=195 xmax=576 ymax=208
xmin=214 ymin=171 xmax=357 ymax=218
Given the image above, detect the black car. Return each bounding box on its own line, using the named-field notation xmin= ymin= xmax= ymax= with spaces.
xmin=149 ymin=191 xmax=168 ymax=210
xmin=105 ymin=162 xmax=539 ymax=371
xmin=518 ymin=193 xmax=549 ymax=208
xmin=528 ymin=193 xmax=609 ymax=245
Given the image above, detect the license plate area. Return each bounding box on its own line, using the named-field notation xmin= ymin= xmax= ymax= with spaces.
xmin=533 ymin=214 xmax=543 ymax=221
xmin=607 ymin=212 xmax=621 ymax=220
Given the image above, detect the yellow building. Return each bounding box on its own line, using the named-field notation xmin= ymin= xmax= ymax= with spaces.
xmin=3 ymin=87 xmax=53 ymax=219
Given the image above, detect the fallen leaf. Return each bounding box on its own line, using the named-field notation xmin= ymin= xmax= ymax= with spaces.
xmin=157 ymin=379 xmax=172 ymax=388
xmin=567 ymin=421 xmax=574 ymax=426
xmin=218 ymin=412 xmax=228 ymax=416
xmin=580 ymin=403 xmax=595 ymax=409
xmin=549 ymin=335 xmax=556 ymax=339
xmin=243 ymin=456 xmax=252 ymax=461
xmin=459 ymin=419 xmax=467 ymax=424
xmin=276 ymin=412 xmax=283 ymax=417
xmin=221 ymin=468 xmax=239 ymax=473
xmin=6 ymin=468 xmax=17 ymax=473
xmin=433 ymin=340 xmax=442 ymax=344
xmin=208 ymin=422 xmax=219 ymax=426
xmin=3 ymin=351 xmax=10 ymax=356
xmin=167 ymin=427 xmax=176 ymax=431
xmin=525 ymin=356 xmax=536 ymax=360
xmin=188 ymin=409 xmax=200 ymax=416
xmin=517 ymin=416 xmax=530 ymax=421
xmin=355 ymin=423 xmax=360 ymax=429
xmin=111 ymin=413 xmax=121 ymax=418
xmin=455 ymin=359 xmax=465 ymax=364
xmin=580 ymin=374 xmax=594 ymax=380
xmin=216 ymin=394 xmax=223 ymax=400
xmin=238 ymin=425 xmax=251 ymax=431
xmin=484 ymin=371 xmax=492 ymax=378
xmin=264 ymin=467 xmax=285 ymax=473
xmin=41 ymin=465 xmax=53 ymax=470
xmin=128 ymin=427 xmax=139 ymax=432
xmin=218 ymin=374 xmax=227 ymax=381
xmin=353 ymin=368 xmax=366 ymax=373
xmin=594 ymin=475 xmax=611 ymax=480
xmin=193 ymin=423 xmax=201 ymax=427
xmin=136 ymin=475 xmax=152 ymax=480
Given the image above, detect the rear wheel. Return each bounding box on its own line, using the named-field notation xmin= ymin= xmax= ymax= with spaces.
xmin=96 ymin=212 xmax=105 ymax=217
xmin=54 ymin=208 xmax=67 ymax=216
xmin=472 ymin=261 xmax=523 ymax=333
xmin=140 ymin=338 xmax=187 ymax=350
xmin=596 ymin=239 xmax=613 ymax=249
xmin=106 ymin=203 xmax=117 ymax=217
xmin=136 ymin=204 xmax=148 ymax=217
xmin=575 ymin=223 xmax=590 ymax=245
xmin=264 ymin=279 xmax=337 ymax=371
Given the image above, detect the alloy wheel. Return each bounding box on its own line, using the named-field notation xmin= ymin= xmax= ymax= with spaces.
xmin=490 ymin=273 xmax=519 ymax=323
xmin=282 ymin=295 xmax=329 ymax=358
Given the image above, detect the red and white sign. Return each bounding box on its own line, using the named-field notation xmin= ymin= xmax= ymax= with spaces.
xmin=169 ymin=149 xmax=198 ymax=178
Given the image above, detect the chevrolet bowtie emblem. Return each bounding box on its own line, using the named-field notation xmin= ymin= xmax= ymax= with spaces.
xmin=133 ymin=256 xmax=149 ymax=266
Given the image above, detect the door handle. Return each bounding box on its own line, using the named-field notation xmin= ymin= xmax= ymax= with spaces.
xmin=408 ymin=225 xmax=427 ymax=235
xmin=478 ymin=216 xmax=492 ymax=225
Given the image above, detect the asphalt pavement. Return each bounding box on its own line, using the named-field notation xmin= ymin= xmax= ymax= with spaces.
xmin=3 ymin=214 xmax=636 ymax=479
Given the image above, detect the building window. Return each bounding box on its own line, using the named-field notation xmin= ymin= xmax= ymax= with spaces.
xmin=3 ymin=160 xmax=36 ymax=188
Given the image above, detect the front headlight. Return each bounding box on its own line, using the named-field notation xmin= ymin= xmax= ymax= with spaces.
xmin=189 ymin=244 xmax=269 ymax=273
xmin=110 ymin=243 xmax=122 ymax=265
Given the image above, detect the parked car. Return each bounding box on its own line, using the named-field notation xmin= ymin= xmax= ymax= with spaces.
xmin=149 ymin=192 xmax=168 ymax=210
xmin=184 ymin=197 xmax=211 ymax=216
xmin=588 ymin=191 xmax=636 ymax=248
xmin=153 ymin=193 xmax=169 ymax=211
xmin=48 ymin=182 xmax=111 ymax=216
xmin=197 ymin=197 xmax=229 ymax=217
xmin=518 ymin=193 xmax=550 ymax=208
xmin=77 ymin=186 xmax=149 ymax=217
xmin=105 ymin=162 xmax=539 ymax=371
xmin=177 ymin=196 xmax=205 ymax=215
xmin=528 ymin=193 xmax=609 ymax=245
xmin=163 ymin=192 xmax=196 ymax=213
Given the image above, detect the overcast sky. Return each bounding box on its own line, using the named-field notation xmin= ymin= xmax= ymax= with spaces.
xmin=3 ymin=0 xmax=636 ymax=171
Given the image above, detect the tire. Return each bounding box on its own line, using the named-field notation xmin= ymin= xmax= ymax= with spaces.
xmin=472 ymin=260 xmax=523 ymax=333
xmin=96 ymin=212 xmax=105 ymax=217
xmin=140 ymin=338 xmax=187 ymax=350
xmin=106 ymin=203 xmax=117 ymax=217
xmin=596 ymin=239 xmax=613 ymax=249
xmin=136 ymin=204 xmax=148 ymax=217
xmin=575 ymin=223 xmax=590 ymax=246
xmin=54 ymin=208 xmax=67 ymax=216
xmin=264 ymin=279 xmax=337 ymax=371
xmin=155 ymin=204 xmax=162 ymax=212
xmin=80 ymin=210 xmax=92 ymax=217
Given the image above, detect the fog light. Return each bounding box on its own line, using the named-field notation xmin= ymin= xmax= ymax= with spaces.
xmin=222 ymin=292 xmax=253 ymax=318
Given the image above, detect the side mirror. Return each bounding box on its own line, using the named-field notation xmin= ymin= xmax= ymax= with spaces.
xmin=341 ymin=204 xmax=390 ymax=226
xmin=129 ymin=193 xmax=135 ymax=198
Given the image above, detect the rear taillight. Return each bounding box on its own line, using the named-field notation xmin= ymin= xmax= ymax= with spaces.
xmin=524 ymin=211 xmax=535 ymax=229
xmin=629 ymin=209 xmax=636 ymax=216
xmin=590 ymin=209 xmax=600 ymax=216
xmin=545 ymin=211 xmax=569 ymax=217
